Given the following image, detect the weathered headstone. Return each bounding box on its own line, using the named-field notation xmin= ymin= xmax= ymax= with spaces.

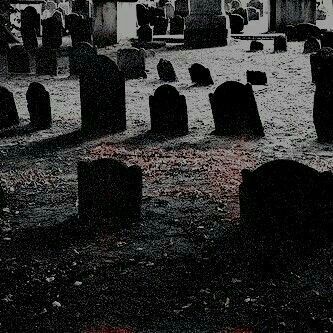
xmin=310 ymin=47 xmax=333 ymax=84
xmin=7 ymin=45 xmax=31 ymax=74
xmin=247 ymin=6 xmax=259 ymax=21
xmin=69 ymin=42 xmax=97 ymax=76
xmin=303 ymin=37 xmax=321 ymax=54
xmin=247 ymin=0 xmax=263 ymax=16
xmin=165 ymin=2 xmax=175 ymax=19
xmin=229 ymin=14 xmax=245 ymax=34
xmin=21 ymin=6 xmax=39 ymax=52
xmin=274 ymin=35 xmax=287 ymax=52
xmin=157 ymin=58 xmax=177 ymax=82
xmin=209 ymin=81 xmax=264 ymax=136
xmin=170 ymin=15 xmax=184 ymax=35
xmin=66 ymin=13 xmax=92 ymax=47
xmin=137 ymin=24 xmax=153 ymax=42
xmin=247 ymin=71 xmax=267 ymax=85
xmin=78 ymin=158 xmax=143 ymax=227
xmin=240 ymin=160 xmax=333 ymax=242
xmin=26 ymin=82 xmax=52 ymax=129
xmin=250 ymin=40 xmax=263 ymax=51
xmin=117 ymin=48 xmax=146 ymax=80
xmin=149 ymin=84 xmax=188 ymax=136
xmin=153 ymin=16 xmax=169 ymax=35
xmin=189 ymin=63 xmax=214 ymax=86
xmin=35 ymin=47 xmax=58 ymax=76
xmin=0 ymin=86 xmax=19 ymax=130
xmin=42 ymin=15 xmax=63 ymax=49
xmin=80 ymin=55 xmax=126 ymax=134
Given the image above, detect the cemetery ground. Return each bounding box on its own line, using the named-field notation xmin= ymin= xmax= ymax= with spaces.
xmin=0 ymin=39 xmax=332 ymax=332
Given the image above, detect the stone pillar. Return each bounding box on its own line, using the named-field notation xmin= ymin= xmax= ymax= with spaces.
xmin=184 ymin=0 xmax=229 ymax=48
xmin=269 ymin=0 xmax=316 ymax=32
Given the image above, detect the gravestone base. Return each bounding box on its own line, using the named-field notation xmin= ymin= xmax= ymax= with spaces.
xmin=184 ymin=15 xmax=229 ymax=48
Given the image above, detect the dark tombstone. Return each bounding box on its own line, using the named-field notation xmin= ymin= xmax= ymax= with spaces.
xmin=247 ymin=0 xmax=263 ymax=16
xmin=286 ymin=25 xmax=297 ymax=41
xmin=157 ymin=58 xmax=177 ymax=82
xmin=137 ymin=24 xmax=153 ymax=42
xmin=78 ymin=158 xmax=143 ymax=227
xmin=80 ymin=55 xmax=126 ymax=134
xmin=274 ymin=35 xmax=287 ymax=52
xmin=0 ymin=86 xmax=19 ymax=130
xmin=310 ymin=47 xmax=333 ymax=84
xmin=247 ymin=6 xmax=259 ymax=21
xmin=149 ymin=84 xmax=188 ymax=136
xmin=7 ymin=45 xmax=31 ymax=74
xmin=229 ymin=14 xmax=245 ymax=34
xmin=250 ymin=40 xmax=263 ymax=51
xmin=233 ymin=7 xmax=248 ymax=25
xmin=26 ymin=82 xmax=52 ymax=130
xmin=239 ymin=160 xmax=333 ymax=244
xmin=21 ymin=6 xmax=39 ymax=52
xmin=35 ymin=47 xmax=58 ymax=75
xmin=303 ymin=37 xmax=321 ymax=54
xmin=209 ymin=81 xmax=264 ymax=136
xmin=170 ymin=15 xmax=184 ymax=35
xmin=247 ymin=71 xmax=267 ymax=85
xmin=117 ymin=48 xmax=146 ymax=80
xmin=66 ymin=13 xmax=92 ymax=47
xmin=321 ymin=31 xmax=333 ymax=49
xmin=189 ymin=63 xmax=214 ymax=86
xmin=69 ymin=41 xmax=97 ymax=76
xmin=137 ymin=4 xmax=150 ymax=26
xmin=153 ymin=16 xmax=169 ymax=35
xmin=294 ymin=23 xmax=322 ymax=42
xmin=42 ymin=15 xmax=63 ymax=49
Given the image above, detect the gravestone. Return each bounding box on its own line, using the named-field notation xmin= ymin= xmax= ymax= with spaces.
xmin=274 ymin=35 xmax=287 ymax=52
xmin=247 ymin=0 xmax=263 ymax=16
xmin=26 ymin=82 xmax=52 ymax=129
xmin=78 ymin=158 xmax=143 ymax=227
xmin=69 ymin=42 xmax=97 ymax=76
xmin=303 ymin=37 xmax=321 ymax=54
xmin=170 ymin=15 xmax=184 ymax=35
xmin=137 ymin=24 xmax=153 ymax=42
xmin=153 ymin=16 xmax=169 ymax=35
xmin=310 ymin=47 xmax=333 ymax=83
xmin=7 ymin=45 xmax=31 ymax=74
xmin=137 ymin=3 xmax=150 ymax=26
xmin=35 ymin=47 xmax=58 ymax=76
xmin=0 ymin=86 xmax=19 ymax=130
xmin=149 ymin=84 xmax=188 ymax=136
xmin=165 ymin=2 xmax=175 ymax=19
xmin=229 ymin=14 xmax=245 ymax=34
xmin=247 ymin=6 xmax=259 ymax=20
xmin=117 ymin=48 xmax=146 ymax=80
xmin=189 ymin=63 xmax=214 ymax=86
xmin=294 ymin=23 xmax=322 ymax=42
xmin=157 ymin=58 xmax=177 ymax=82
xmin=80 ymin=55 xmax=126 ymax=134
xmin=21 ymin=6 xmax=39 ymax=52
xmin=66 ymin=13 xmax=92 ymax=47
xmin=247 ymin=71 xmax=267 ymax=85
xmin=233 ymin=7 xmax=248 ymax=25
xmin=250 ymin=40 xmax=263 ymax=51
xmin=239 ymin=160 xmax=333 ymax=243
xmin=321 ymin=31 xmax=333 ymax=49
xmin=42 ymin=15 xmax=63 ymax=49
xmin=209 ymin=81 xmax=264 ymax=136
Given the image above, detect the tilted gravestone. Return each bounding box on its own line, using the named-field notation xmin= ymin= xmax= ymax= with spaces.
xmin=117 ymin=48 xmax=147 ymax=80
xmin=274 ymin=35 xmax=287 ymax=52
xmin=170 ymin=15 xmax=184 ymax=35
xmin=240 ymin=160 xmax=333 ymax=244
xmin=303 ymin=37 xmax=321 ymax=54
xmin=209 ymin=81 xmax=264 ymax=136
xmin=250 ymin=40 xmax=263 ymax=51
xmin=35 ymin=47 xmax=58 ymax=76
xmin=21 ymin=6 xmax=39 ymax=52
xmin=149 ymin=84 xmax=188 ymax=136
xmin=7 ymin=45 xmax=31 ymax=74
xmin=153 ymin=16 xmax=169 ymax=35
xmin=69 ymin=42 xmax=97 ymax=76
xmin=66 ymin=13 xmax=92 ymax=47
xmin=78 ymin=158 xmax=143 ymax=227
xmin=157 ymin=58 xmax=177 ymax=82
xmin=247 ymin=71 xmax=267 ymax=85
xmin=310 ymin=47 xmax=333 ymax=84
xmin=137 ymin=24 xmax=153 ymax=42
xmin=42 ymin=15 xmax=63 ymax=49
xmin=189 ymin=63 xmax=214 ymax=86
xmin=80 ymin=55 xmax=126 ymax=134
xmin=26 ymin=82 xmax=52 ymax=129
xmin=0 ymin=86 xmax=19 ymax=130
xmin=229 ymin=14 xmax=245 ymax=34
